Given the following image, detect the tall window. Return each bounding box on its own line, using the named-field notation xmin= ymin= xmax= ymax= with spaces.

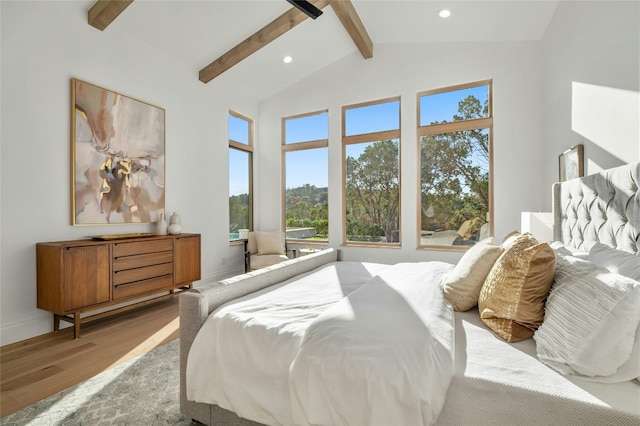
xmin=418 ymin=80 xmax=492 ymax=249
xmin=228 ymin=111 xmax=253 ymax=242
xmin=282 ymin=110 xmax=329 ymax=242
xmin=342 ymin=97 xmax=401 ymax=245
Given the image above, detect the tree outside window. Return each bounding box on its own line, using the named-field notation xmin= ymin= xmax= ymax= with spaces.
xmin=418 ymin=81 xmax=492 ymax=249
xmin=343 ymin=98 xmax=401 ymax=245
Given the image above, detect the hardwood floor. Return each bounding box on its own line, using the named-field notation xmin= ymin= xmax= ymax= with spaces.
xmin=0 ymin=297 xmax=180 ymax=418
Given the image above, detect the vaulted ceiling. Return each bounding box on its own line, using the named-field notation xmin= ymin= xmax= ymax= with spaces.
xmin=84 ymin=0 xmax=559 ymax=101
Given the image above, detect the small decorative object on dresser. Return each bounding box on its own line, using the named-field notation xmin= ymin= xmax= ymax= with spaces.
xmin=156 ymin=213 xmax=168 ymax=235
xmin=36 ymin=233 xmax=200 ymax=338
xmin=168 ymin=212 xmax=182 ymax=235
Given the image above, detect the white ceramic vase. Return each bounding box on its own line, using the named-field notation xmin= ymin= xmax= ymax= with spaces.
xmin=156 ymin=214 xmax=168 ymax=235
xmin=168 ymin=212 xmax=182 ymax=234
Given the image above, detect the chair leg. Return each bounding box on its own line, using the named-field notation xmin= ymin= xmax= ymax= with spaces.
xmin=243 ymin=239 xmax=250 ymax=273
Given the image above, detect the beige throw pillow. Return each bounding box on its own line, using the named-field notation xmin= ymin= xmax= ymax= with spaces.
xmin=442 ymin=240 xmax=504 ymax=312
xmin=255 ymin=231 xmax=286 ymax=255
xmin=478 ymin=233 xmax=556 ymax=342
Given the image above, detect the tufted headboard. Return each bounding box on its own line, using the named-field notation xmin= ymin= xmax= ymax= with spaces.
xmin=552 ymin=161 xmax=640 ymax=255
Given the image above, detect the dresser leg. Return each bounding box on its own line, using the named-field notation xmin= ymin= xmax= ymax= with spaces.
xmin=73 ymin=312 xmax=81 ymax=339
xmin=53 ymin=315 xmax=60 ymax=332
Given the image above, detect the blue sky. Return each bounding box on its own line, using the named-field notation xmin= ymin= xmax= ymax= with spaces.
xmin=229 ymin=84 xmax=489 ymax=195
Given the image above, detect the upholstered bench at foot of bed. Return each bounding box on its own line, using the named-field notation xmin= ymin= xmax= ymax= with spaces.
xmin=179 ymin=248 xmax=339 ymax=425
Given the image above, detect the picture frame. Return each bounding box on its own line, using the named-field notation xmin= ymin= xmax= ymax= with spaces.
xmin=71 ymin=78 xmax=165 ymax=225
xmin=558 ymin=144 xmax=584 ymax=182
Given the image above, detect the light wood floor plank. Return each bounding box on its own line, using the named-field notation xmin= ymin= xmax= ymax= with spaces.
xmin=0 ymin=297 xmax=179 ymax=418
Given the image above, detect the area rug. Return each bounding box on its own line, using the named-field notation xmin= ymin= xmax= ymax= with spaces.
xmin=1 ymin=339 xmax=194 ymax=426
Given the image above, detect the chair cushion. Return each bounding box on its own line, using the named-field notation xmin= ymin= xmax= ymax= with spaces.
xmin=250 ymin=254 xmax=289 ymax=270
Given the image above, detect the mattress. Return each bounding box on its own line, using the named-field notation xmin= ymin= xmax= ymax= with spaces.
xmin=437 ymin=309 xmax=640 ymax=425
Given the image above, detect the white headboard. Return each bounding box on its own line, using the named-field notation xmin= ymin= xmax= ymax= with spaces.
xmin=552 ymin=161 xmax=640 ymax=255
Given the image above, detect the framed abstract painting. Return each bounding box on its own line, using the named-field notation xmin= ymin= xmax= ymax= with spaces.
xmin=558 ymin=144 xmax=584 ymax=182
xmin=71 ymin=78 xmax=165 ymax=225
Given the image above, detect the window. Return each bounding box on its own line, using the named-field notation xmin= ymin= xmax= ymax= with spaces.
xmin=417 ymin=80 xmax=493 ymax=249
xmin=342 ymin=97 xmax=401 ymax=245
xmin=282 ymin=111 xmax=329 ymax=242
xmin=228 ymin=111 xmax=253 ymax=242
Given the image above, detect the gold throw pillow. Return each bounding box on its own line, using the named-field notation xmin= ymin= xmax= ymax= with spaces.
xmin=478 ymin=233 xmax=556 ymax=342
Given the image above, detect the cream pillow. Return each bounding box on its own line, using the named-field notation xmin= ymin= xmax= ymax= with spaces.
xmin=534 ymin=253 xmax=640 ymax=381
xmin=478 ymin=233 xmax=556 ymax=342
xmin=442 ymin=240 xmax=503 ymax=312
xmin=255 ymin=231 xmax=286 ymax=255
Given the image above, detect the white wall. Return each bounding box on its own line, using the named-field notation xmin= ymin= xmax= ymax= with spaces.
xmin=258 ymin=41 xmax=545 ymax=265
xmin=0 ymin=1 xmax=256 ymax=345
xmin=540 ymin=0 xmax=640 ymax=208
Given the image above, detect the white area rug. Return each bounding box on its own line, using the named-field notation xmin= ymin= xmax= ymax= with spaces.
xmin=1 ymin=339 xmax=193 ymax=425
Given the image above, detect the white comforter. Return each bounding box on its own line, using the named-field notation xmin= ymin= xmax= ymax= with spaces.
xmin=290 ymin=262 xmax=456 ymax=426
xmin=186 ymin=261 xmax=456 ymax=426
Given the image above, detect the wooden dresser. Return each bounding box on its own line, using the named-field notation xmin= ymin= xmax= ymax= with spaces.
xmin=36 ymin=233 xmax=201 ymax=338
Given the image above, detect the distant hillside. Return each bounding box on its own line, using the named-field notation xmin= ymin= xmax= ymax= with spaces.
xmin=286 ymin=184 xmax=328 ymax=207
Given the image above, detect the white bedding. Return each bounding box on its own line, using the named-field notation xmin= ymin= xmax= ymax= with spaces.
xmin=437 ymin=309 xmax=640 ymax=426
xmin=290 ymin=262 xmax=456 ymax=426
xmin=187 ymin=260 xmax=640 ymax=426
xmin=186 ymin=260 xmax=456 ymax=425
xmin=186 ymin=261 xmax=391 ymax=425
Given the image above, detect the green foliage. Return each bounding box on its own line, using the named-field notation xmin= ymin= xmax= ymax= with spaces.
xmin=420 ymin=95 xmax=490 ymax=235
xmin=229 ymin=194 xmax=249 ymax=233
xmin=286 ymin=218 xmax=328 ymax=237
xmin=286 ymin=185 xmax=328 ymax=222
xmin=346 ymin=139 xmax=399 ymax=242
xmin=285 ymin=185 xmax=328 ymax=238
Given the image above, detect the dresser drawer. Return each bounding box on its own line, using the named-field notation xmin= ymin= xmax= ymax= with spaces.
xmin=113 ymin=275 xmax=174 ymax=300
xmin=113 ymin=263 xmax=173 ymax=286
xmin=113 ymin=251 xmax=173 ymax=272
xmin=112 ymin=239 xmax=173 ymax=257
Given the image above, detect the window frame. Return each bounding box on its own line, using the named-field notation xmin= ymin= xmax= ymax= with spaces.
xmin=416 ymin=80 xmax=493 ymax=251
xmin=342 ymin=96 xmax=402 ymax=248
xmin=228 ymin=110 xmax=254 ymax=245
xmin=281 ymin=110 xmax=329 ymax=244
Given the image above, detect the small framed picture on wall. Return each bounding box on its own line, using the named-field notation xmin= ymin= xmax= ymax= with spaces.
xmin=558 ymin=144 xmax=584 ymax=182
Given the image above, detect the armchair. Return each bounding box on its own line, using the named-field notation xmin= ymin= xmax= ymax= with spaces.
xmin=243 ymin=231 xmax=298 ymax=272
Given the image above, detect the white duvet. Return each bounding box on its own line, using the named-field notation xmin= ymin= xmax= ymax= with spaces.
xmin=186 ymin=261 xmax=456 ymax=426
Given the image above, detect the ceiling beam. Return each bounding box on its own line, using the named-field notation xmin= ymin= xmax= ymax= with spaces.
xmin=199 ymin=0 xmax=330 ymax=84
xmin=88 ymin=0 xmax=134 ymax=31
xmin=329 ymin=0 xmax=373 ymax=59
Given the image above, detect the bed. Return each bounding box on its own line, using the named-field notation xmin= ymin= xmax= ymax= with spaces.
xmin=180 ymin=161 xmax=640 ymax=425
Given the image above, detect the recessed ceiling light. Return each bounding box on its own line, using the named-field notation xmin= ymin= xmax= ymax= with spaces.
xmin=439 ymin=9 xmax=451 ymax=18
xmin=283 ymin=56 xmax=293 ymax=64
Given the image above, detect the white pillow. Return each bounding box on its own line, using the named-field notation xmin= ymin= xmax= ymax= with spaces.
xmin=255 ymin=231 xmax=286 ymax=255
xmin=589 ymin=242 xmax=640 ymax=281
xmin=534 ymin=253 xmax=640 ymax=382
xmin=441 ymin=239 xmax=503 ymax=312
xmin=549 ymin=241 xmax=589 ymax=260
